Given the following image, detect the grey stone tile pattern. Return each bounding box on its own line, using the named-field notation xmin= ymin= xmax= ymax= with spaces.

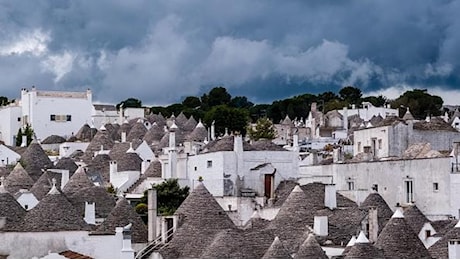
xmin=0 ymin=182 xmax=27 ymax=231
xmin=20 ymin=140 xmax=53 ymax=181
xmin=81 ymin=129 xmax=114 ymax=163
xmin=262 ymin=236 xmax=292 ymax=259
xmin=186 ymin=123 xmax=208 ymax=142
xmin=294 ymin=233 xmax=328 ymax=259
xmin=86 ymin=153 xmax=111 ymax=184
xmin=143 ymin=123 xmax=165 ymax=144
xmin=344 ymin=243 xmax=384 ymax=259
xmin=428 ymin=223 xmax=460 ymax=259
xmin=30 ymin=170 xmax=64 ymax=200
xmin=93 ymin=197 xmax=148 ymax=243
xmin=62 ymin=167 xmax=94 ymax=195
xmin=360 ymin=192 xmax=393 ymax=234
xmin=160 ymin=182 xmax=235 ymax=258
xmin=41 ymin=135 xmax=66 ymax=144
xmin=4 ymin=163 xmax=34 ymax=194
xmin=108 ymin=142 xmax=143 ymax=172
xmin=67 ymin=186 xmax=116 ymax=219
xmin=375 ymin=215 xmax=432 ymax=258
xmin=126 ymin=121 xmax=147 ymax=142
xmin=54 ymin=157 xmax=79 ymax=174
xmin=403 ymin=204 xmax=430 ymax=236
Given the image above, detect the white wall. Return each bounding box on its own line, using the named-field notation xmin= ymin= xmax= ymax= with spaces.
xmin=59 ymin=142 xmax=89 ymax=158
xmin=187 ymin=152 xmax=229 ymax=196
xmin=0 ymin=105 xmax=22 ymax=146
xmin=16 ymin=191 xmax=39 ymax=210
xmin=0 ymin=230 xmax=139 ymax=259
xmin=299 ymin=157 xmax=455 ymax=219
xmin=21 ymin=88 xmax=93 ymax=142
xmin=338 ymin=103 xmax=398 ymax=121
xmin=353 ymin=125 xmax=390 ymax=157
xmin=0 ymin=144 xmax=21 ymax=165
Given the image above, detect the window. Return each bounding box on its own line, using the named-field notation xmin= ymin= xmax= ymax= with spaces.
xmin=194 ymin=166 xmax=197 ymax=171
xmin=17 ymin=117 xmax=21 ymax=122
xmin=433 ymin=183 xmax=439 ymax=192
xmin=405 ymin=180 xmax=414 ymax=203
xmin=207 ymin=160 xmax=213 ymax=168
xmin=372 ymin=184 xmax=379 ymax=192
xmin=378 ymin=139 xmax=382 ymax=149
xmin=66 ymin=115 xmax=72 ymax=121
xmin=347 ymin=181 xmax=355 ymax=190
xmin=425 ymin=230 xmax=431 ymax=238
xmin=50 ymin=114 xmax=71 ymax=122
xmin=50 ymin=114 xmax=56 ymax=121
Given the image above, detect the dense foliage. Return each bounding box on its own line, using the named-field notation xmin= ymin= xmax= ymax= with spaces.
xmin=140 ymin=178 xmax=190 ymax=216
xmin=15 ymin=124 xmax=34 ymax=146
xmin=390 ymin=89 xmax=443 ymax=119
xmin=247 ymin=117 xmax=277 ymax=141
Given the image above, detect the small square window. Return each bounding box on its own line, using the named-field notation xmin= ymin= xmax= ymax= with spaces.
xmin=194 ymin=166 xmax=197 ymax=171
xmin=433 ymin=183 xmax=439 ymax=191
xmin=66 ymin=115 xmax=72 ymax=121
xmin=207 ymin=160 xmax=212 ymax=168
xmin=17 ymin=117 xmax=21 ymax=122
xmin=50 ymin=114 xmax=56 ymax=121
xmin=378 ymin=139 xmax=382 ymax=149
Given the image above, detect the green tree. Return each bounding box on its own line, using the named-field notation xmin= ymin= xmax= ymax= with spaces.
xmin=182 ymin=96 xmax=202 ymax=108
xmin=15 ymin=124 xmax=34 ymax=146
xmin=0 ymin=96 xmax=9 ymax=106
xmin=201 ymin=86 xmax=232 ymax=109
xmin=140 ymin=179 xmax=190 ymax=216
xmin=391 ymin=89 xmax=443 ymax=119
xmin=247 ymin=117 xmax=277 ymax=141
xmin=339 ymin=86 xmax=362 ymax=105
xmin=204 ymin=105 xmax=249 ymax=136
xmin=362 ymin=95 xmax=387 ymax=107
xmin=230 ymin=96 xmax=254 ymax=109
xmin=116 ymin=97 xmax=142 ymax=110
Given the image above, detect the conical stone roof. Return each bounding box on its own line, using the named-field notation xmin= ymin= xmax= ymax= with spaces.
xmin=186 ymin=120 xmax=208 ymax=142
xmin=94 ymin=197 xmax=147 ymax=243
xmin=262 ymin=236 xmax=292 ymax=259
xmin=375 ymin=209 xmax=431 ymax=259
xmin=294 ymin=233 xmax=328 ymax=259
xmin=183 ymin=115 xmax=198 ymax=133
xmin=41 ymin=135 xmax=66 ymax=144
xmin=0 ymin=177 xmax=27 ymax=230
xmin=160 ymin=182 xmax=235 ymax=258
xmin=54 ymin=157 xmax=78 ymax=175
xmin=345 ymin=232 xmax=384 ymax=259
xmin=268 ymin=185 xmax=315 ymax=254
xmin=82 ymin=129 xmax=114 ymax=162
xmin=75 ymin=123 xmax=96 ymax=142
xmin=126 ymin=120 xmax=147 ymax=142
xmin=20 ymin=140 xmax=53 ymax=181
xmin=360 ymin=192 xmax=393 ymax=233
xmin=403 ymin=203 xmax=430 ymax=235
xmin=68 ymin=186 xmax=116 ymax=219
xmin=118 ymin=122 xmax=132 ymax=138
xmin=18 ymin=181 xmax=89 ymax=232
xmin=143 ymin=122 xmax=165 ymax=145
xmin=175 ymin=112 xmax=188 ymax=127
xmin=428 ymin=220 xmax=460 ymax=259
xmin=86 ymin=153 xmax=111 ymax=184
xmin=5 ymin=163 xmax=34 ymax=194
xmin=30 ymin=170 xmax=64 ymax=200
xmin=62 ymin=167 xmax=94 ymax=195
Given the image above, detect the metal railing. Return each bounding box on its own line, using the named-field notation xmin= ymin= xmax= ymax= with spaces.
xmin=135 ymin=226 xmax=175 ymax=259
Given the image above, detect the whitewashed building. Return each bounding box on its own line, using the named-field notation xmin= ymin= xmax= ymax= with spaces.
xmin=0 ymin=102 xmax=22 ymax=146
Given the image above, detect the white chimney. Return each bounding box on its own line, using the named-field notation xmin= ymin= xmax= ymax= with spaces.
xmin=211 ymin=121 xmax=216 ymax=141
xmin=368 ymin=206 xmax=378 ymax=243
xmin=293 ymin=133 xmax=299 ymax=151
xmin=61 ymin=170 xmax=70 ymax=190
xmin=121 ymin=132 xmax=127 ymax=143
xmin=333 ymin=147 xmax=342 ymax=163
xmin=351 ymin=104 xmax=356 ymax=110
xmin=448 ymin=239 xmax=460 ymax=259
xmin=116 ymin=225 xmax=134 ymax=259
xmin=109 ymin=161 xmax=118 ymax=179
xmin=84 ymin=201 xmax=96 ymax=225
xmin=314 ymin=216 xmax=328 ymax=236
xmin=141 ymin=160 xmax=151 ymax=175
xmin=324 ymin=184 xmax=337 ymax=210
xmin=0 ymin=217 xmax=6 ymax=230
xmin=343 ymin=107 xmax=348 ymax=130
xmin=148 ymin=189 xmax=157 ymax=242
xmin=21 ymin=134 xmax=27 ymax=147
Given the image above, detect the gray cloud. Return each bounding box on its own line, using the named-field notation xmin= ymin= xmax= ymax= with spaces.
xmin=0 ymin=0 xmax=459 ymax=105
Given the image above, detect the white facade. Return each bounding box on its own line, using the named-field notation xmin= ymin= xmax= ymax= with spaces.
xmin=91 ymin=104 xmax=119 ymax=129
xmin=299 ymin=157 xmax=460 ymax=220
xmin=338 ymin=102 xmax=398 ymax=121
xmin=0 ymin=104 xmax=22 ymax=146
xmin=20 ymin=87 xmax=93 ymax=141
xmin=15 ymin=190 xmax=39 ymax=210
xmin=0 ymin=144 xmax=21 ymax=165
xmin=59 ymin=142 xmax=89 ymax=159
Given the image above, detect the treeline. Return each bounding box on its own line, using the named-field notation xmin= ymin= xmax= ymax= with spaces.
xmin=119 ymin=86 xmax=444 ymax=136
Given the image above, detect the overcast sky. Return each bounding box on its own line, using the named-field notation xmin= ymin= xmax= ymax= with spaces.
xmin=1 ymin=0 xmax=460 ymax=106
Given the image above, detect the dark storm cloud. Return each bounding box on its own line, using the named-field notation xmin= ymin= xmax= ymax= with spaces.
xmin=0 ymin=0 xmax=459 ymax=105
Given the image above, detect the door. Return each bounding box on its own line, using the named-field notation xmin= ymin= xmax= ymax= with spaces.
xmin=264 ymin=174 xmax=273 ymax=198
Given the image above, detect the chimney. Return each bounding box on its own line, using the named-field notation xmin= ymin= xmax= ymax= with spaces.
xmin=141 ymin=160 xmax=151 ymax=174
xmin=148 ymin=189 xmax=157 ymax=242
xmin=110 ymin=161 xmax=118 ymax=178
xmin=312 ymin=151 xmax=318 ymax=165
xmin=211 ymin=120 xmax=216 ymax=141
xmin=343 ymin=107 xmax=348 ymax=130
xmin=324 ymin=184 xmax=337 ymax=210
xmin=116 ymin=224 xmax=134 ymax=259
xmin=352 ymin=104 xmax=356 ymax=109
xmin=368 ymin=206 xmax=378 ymax=243
xmin=314 ymin=216 xmax=328 ymax=236
xmin=293 ymin=133 xmax=299 ymax=151
xmin=311 ymin=102 xmax=317 ymax=113
xmin=169 ymin=124 xmax=177 ymax=148
xmin=84 ymin=201 xmax=96 ymax=225
xmin=233 ymin=135 xmax=243 ymax=154
xmin=21 ymin=134 xmax=27 ymax=147
xmin=333 ymin=147 xmax=342 ymax=163
xmin=448 ymin=239 xmax=460 ymax=259
xmin=121 ymin=131 xmax=127 ymax=143
xmin=60 ymin=170 xmax=69 ymax=190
